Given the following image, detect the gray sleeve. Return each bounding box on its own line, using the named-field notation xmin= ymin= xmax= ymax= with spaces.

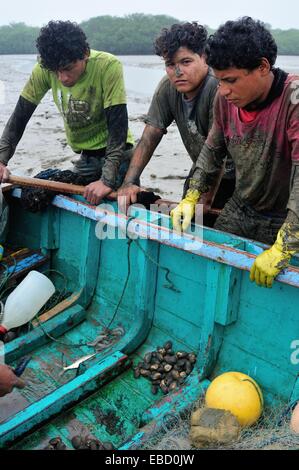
xmin=278 ymin=164 xmax=299 ymax=251
xmin=101 ymin=104 xmax=128 ymax=189
xmin=188 ymin=96 xmax=227 ymax=193
xmin=0 ymin=96 xmax=37 ymax=165
xmin=207 ymin=83 xmax=217 ymax=133
xmin=206 ymin=79 xmax=235 ymax=180
xmin=144 ymin=76 xmax=173 ymax=132
xmin=279 ymin=210 xmax=299 ymax=252
xmin=287 ymin=163 xmax=299 ymax=219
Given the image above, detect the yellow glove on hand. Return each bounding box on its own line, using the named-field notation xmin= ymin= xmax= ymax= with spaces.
xmin=250 ymin=228 xmax=295 ymax=288
xmin=171 ymin=189 xmax=201 ymax=232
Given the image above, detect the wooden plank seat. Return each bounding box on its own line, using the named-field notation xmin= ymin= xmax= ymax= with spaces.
xmin=0 ymin=247 xmax=49 ymax=289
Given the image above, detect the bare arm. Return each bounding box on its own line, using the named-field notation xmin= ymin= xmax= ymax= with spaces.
xmin=118 ymin=124 xmax=163 ymax=212
xmin=123 ymin=124 xmax=164 ymax=185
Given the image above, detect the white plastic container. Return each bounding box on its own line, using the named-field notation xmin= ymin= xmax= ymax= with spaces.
xmin=0 ymin=270 xmax=55 ymax=333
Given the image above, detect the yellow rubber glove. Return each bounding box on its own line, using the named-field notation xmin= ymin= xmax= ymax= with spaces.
xmin=250 ymin=228 xmax=296 ymax=288
xmin=171 ymin=189 xmax=201 ymax=232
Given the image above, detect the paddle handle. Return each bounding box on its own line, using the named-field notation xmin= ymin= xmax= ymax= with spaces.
xmin=6 ymin=174 xmax=221 ymax=215
xmin=7 ymin=174 xmax=86 ymax=195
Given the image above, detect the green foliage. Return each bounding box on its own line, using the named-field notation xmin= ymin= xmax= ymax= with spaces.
xmin=0 ymin=16 xmax=298 ymax=56
xmin=0 ymin=23 xmax=39 ymax=54
xmin=271 ymin=29 xmax=299 ymax=56
xmin=80 ymin=14 xmax=179 ymax=54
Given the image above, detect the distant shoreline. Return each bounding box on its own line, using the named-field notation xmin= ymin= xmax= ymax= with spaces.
xmin=1 ymin=15 xmax=299 ymax=56
xmin=0 ymin=51 xmax=299 ymax=57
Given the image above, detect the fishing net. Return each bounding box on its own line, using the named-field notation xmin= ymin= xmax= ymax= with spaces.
xmin=20 ymin=169 xmax=96 ymax=212
xmin=143 ymin=397 xmax=299 ymax=450
xmin=20 ymin=169 xmax=161 ymax=212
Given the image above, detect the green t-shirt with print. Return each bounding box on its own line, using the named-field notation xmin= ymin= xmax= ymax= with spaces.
xmin=21 ymin=50 xmax=134 ymax=152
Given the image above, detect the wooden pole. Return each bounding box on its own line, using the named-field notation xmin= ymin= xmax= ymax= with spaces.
xmin=5 ymin=174 xmax=221 ymax=216
xmin=7 ymin=174 xmax=86 ymax=195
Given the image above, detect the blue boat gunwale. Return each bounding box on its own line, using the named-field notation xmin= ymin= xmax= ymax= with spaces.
xmin=26 ymin=189 xmax=299 ymax=289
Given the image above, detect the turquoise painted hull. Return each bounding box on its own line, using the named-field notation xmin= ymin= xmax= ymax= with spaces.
xmin=0 ymin=189 xmax=298 ymax=449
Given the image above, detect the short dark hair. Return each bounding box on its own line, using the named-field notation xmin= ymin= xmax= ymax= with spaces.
xmin=36 ymin=20 xmax=90 ymax=71
xmin=154 ymin=22 xmax=208 ymax=60
xmin=206 ymin=17 xmax=277 ymax=70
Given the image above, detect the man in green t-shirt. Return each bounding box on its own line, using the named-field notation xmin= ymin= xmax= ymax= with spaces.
xmin=0 ymin=20 xmax=134 ymax=205
xmin=118 ymin=22 xmax=234 ymax=213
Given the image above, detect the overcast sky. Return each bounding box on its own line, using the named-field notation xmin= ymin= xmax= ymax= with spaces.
xmin=0 ymin=0 xmax=298 ymax=29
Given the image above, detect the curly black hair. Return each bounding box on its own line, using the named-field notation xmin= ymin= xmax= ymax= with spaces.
xmin=154 ymin=22 xmax=208 ymax=60
xmin=36 ymin=20 xmax=90 ymax=71
xmin=206 ymin=17 xmax=277 ymax=70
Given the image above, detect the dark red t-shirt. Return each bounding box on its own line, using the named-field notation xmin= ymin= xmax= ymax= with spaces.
xmin=238 ymin=108 xmax=260 ymax=123
xmin=193 ymin=75 xmax=299 ymax=214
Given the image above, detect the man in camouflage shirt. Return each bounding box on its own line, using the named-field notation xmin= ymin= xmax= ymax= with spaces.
xmin=0 ymin=21 xmax=134 ymax=205
xmin=118 ymin=22 xmax=234 ymax=213
xmin=171 ymin=17 xmax=299 ymax=288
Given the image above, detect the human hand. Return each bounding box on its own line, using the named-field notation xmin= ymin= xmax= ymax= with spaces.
xmin=0 ymin=163 xmax=10 ymax=183
xmin=117 ymin=183 xmax=141 ymax=214
xmin=170 ymin=189 xmax=201 ymax=232
xmin=83 ymin=180 xmax=113 ymax=205
xmin=250 ymin=227 xmax=295 ymax=287
xmin=249 ymin=245 xmax=292 ymax=288
xmin=0 ymin=364 xmax=25 ymax=397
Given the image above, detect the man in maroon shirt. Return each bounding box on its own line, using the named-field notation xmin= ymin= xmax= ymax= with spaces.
xmin=171 ymin=17 xmax=299 ymax=287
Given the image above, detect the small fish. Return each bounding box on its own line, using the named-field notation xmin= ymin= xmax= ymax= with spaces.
xmin=62 ymin=353 xmax=96 ymax=372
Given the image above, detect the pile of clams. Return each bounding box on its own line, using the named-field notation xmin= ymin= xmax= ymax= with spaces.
xmin=43 ymin=436 xmax=66 ymax=450
xmin=133 ymin=341 xmax=196 ymax=395
xmin=43 ymin=435 xmax=115 ymax=450
xmin=71 ymin=435 xmax=115 ymax=450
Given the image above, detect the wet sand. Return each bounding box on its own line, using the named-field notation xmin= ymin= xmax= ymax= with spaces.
xmin=0 ymin=55 xmax=190 ymax=201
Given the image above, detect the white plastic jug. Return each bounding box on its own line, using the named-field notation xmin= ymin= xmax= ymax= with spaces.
xmin=0 ymin=270 xmax=55 ymax=332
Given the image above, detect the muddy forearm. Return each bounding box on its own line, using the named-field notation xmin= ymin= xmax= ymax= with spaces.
xmin=189 ymin=142 xmax=227 ymax=194
xmin=283 ymin=165 xmax=299 ymax=252
xmin=198 ymin=164 xmax=225 ymax=208
xmin=278 ymin=210 xmax=299 ymax=252
xmin=123 ymin=125 xmax=163 ymax=185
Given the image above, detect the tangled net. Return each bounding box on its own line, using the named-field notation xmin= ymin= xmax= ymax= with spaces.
xmin=20 ymin=169 xmax=97 ymax=212
xmin=20 ymin=169 xmax=161 ymax=212
xmin=143 ymin=398 xmax=299 ymax=451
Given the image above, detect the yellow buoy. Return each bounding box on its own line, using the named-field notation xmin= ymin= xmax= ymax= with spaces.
xmin=205 ymin=371 xmax=263 ymax=427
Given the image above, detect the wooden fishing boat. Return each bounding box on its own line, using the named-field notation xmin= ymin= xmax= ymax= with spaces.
xmin=0 ymin=181 xmax=299 ymax=450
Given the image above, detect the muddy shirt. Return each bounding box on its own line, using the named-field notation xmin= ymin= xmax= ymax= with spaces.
xmin=21 ymin=50 xmax=134 ymax=152
xmin=190 ymin=75 xmax=299 ymax=218
xmin=144 ymin=72 xmax=218 ymax=164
